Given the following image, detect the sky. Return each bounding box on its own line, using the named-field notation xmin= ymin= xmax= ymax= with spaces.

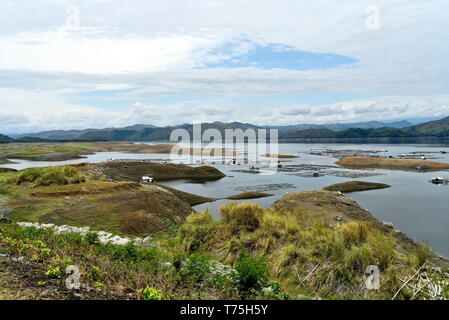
xmin=1 ymin=0 xmax=449 ymax=133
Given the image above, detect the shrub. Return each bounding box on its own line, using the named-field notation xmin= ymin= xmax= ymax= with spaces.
xmin=85 ymin=232 xmax=99 ymax=245
xmin=111 ymin=243 xmax=139 ymax=262
xmin=181 ymin=254 xmax=211 ymax=284
xmin=234 ymin=253 xmax=268 ymax=292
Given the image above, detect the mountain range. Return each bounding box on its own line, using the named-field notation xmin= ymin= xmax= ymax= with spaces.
xmin=2 ymin=117 xmax=449 ymax=142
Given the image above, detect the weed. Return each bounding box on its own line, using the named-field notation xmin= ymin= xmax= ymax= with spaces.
xmin=234 ymin=253 xmax=268 ymax=293
xmin=45 ymin=266 xmax=62 ymax=279
xmin=138 ymin=286 xmax=166 ymax=300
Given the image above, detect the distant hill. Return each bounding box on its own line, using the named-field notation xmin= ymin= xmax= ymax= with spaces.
xmin=17 ymin=124 xmax=157 ymax=140
xmin=0 ymin=134 xmax=13 ymax=143
xmin=405 ymin=116 xmax=449 ymax=136
xmin=272 ymin=120 xmax=412 ymax=132
xmin=281 ymin=116 xmax=449 ymax=139
xmin=6 ymin=116 xmax=449 ymax=142
xmin=77 ymin=129 xmax=138 ymax=141
xmin=16 ymin=122 xmax=259 ymax=142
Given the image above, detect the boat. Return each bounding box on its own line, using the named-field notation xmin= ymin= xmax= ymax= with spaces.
xmin=430 ymin=177 xmax=448 ymax=184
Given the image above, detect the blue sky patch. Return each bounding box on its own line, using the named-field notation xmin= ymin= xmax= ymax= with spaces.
xmin=204 ymin=42 xmax=357 ymax=70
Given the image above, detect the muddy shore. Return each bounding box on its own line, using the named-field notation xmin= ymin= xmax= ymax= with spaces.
xmin=336 ymin=156 xmax=449 ymax=171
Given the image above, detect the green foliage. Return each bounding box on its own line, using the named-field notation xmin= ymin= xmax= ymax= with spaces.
xmin=111 ymin=243 xmax=138 ymax=261
xmin=181 ymin=254 xmax=211 ymax=284
xmin=104 ymin=242 xmax=159 ymax=263
xmin=45 ymin=266 xmax=62 ymax=279
xmin=234 ymin=253 xmax=268 ymax=292
xmin=93 ymin=281 xmax=105 ymax=289
xmin=90 ymin=265 xmax=107 ymax=282
xmin=262 ymin=282 xmax=292 ymax=300
xmin=138 ymin=286 xmax=166 ymax=300
xmin=85 ymin=232 xmax=100 ymax=245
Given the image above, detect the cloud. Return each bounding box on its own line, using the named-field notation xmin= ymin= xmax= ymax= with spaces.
xmin=269 ymin=96 xmax=449 ymax=124
xmin=2 ymin=90 xmax=449 ymax=133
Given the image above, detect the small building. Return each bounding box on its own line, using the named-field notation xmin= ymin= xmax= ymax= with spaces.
xmin=141 ymin=176 xmax=154 ymax=183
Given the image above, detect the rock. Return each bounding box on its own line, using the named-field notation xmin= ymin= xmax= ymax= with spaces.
xmin=133 ymin=237 xmax=143 ymax=244
xmin=0 ymin=253 xmax=10 ymax=261
xmin=382 ymin=221 xmax=395 ymax=228
xmin=12 ymin=256 xmax=27 ymax=263
xmin=109 ymin=236 xmax=130 ymax=245
xmin=335 ymin=215 xmax=344 ymax=222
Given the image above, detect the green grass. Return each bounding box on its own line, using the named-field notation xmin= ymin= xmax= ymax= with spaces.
xmin=8 ymin=200 xmax=60 ymax=222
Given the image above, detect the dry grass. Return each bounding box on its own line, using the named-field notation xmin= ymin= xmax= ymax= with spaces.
xmin=12 ymin=166 xmax=85 ymax=187
xmin=336 ymin=156 xmax=449 ymax=171
xmin=179 ymin=198 xmax=443 ymax=299
xmin=221 ymin=202 xmax=264 ymax=234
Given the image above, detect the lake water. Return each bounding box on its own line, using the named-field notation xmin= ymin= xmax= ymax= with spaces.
xmin=3 ymin=142 xmax=449 ymax=257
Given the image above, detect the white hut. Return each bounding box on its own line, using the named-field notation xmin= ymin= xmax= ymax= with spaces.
xmin=141 ymin=176 xmax=154 ymax=183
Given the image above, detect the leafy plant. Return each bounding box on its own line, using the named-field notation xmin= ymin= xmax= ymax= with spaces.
xmin=234 ymin=253 xmax=268 ymax=293
xmin=45 ymin=266 xmax=62 ymax=279
xmin=138 ymin=286 xmax=165 ymax=300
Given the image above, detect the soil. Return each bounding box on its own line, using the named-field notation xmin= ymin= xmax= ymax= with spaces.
xmin=336 ymin=156 xmax=449 ymax=171
xmin=225 ymin=192 xmax=273 ymax=200
xmin=324 ymin=181 xmax=391 ymax=193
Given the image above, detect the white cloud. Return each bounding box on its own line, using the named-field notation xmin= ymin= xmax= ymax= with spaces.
xmin=259 ymin=96 xmax=449 ymax=125
xmin=2 ymin=89 xmax=449 ymax=133
xmin=0 ymin=30 xmax=223 ymax=73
